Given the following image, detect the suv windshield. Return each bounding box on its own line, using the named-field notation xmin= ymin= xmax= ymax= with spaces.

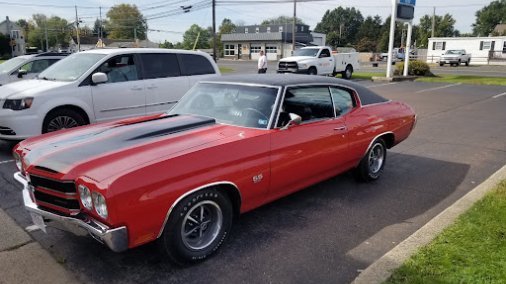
xmin=38 ymin=53 xmax=106 ymax=81
xmin=293 ymin=48 xmax=320 ymax=57
xmin=0 ymin=57 xmax=27 ymax=74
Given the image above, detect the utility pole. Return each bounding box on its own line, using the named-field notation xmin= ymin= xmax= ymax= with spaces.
xmin=45 ymin=23 xmax=49 ymax=51
xmin=75 ymin=5 xmax=81 ymax=52
xmin=212 ymin=0 xmax=217 ymax=61
xmin=431 ymin=6 xmax=435 ymax=38
xmin=6 ymin=16 xmax=13 ymax=57
xmin=99 ymin=6 xmax=103 ymax=39
xmin=292 ymin=0 xmax=296 ymax=51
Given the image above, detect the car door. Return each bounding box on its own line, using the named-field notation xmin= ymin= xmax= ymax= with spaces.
xmin=90 ymin=54 xmax=146 ymax=122
xmin=317 ymin=48 xmax=334 ymax=74
xmin=140 ymin=53 xmax=189 ymax=115
xmin=268 ymin=86 xmax=350 ymax=200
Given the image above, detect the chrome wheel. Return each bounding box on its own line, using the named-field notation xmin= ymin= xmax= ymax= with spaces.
xmin=47 ymin=116 xmax=79 ymax=132
xmin=368 ymin=143 xmax=385 ymax=174
xmin=181 ymin=200 xmax=223 ymax=250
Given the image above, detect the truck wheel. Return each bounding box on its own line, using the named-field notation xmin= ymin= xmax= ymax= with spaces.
xmin=341 ymin=65 xmax=353 ymax=80
xmin=439 ymin=63 xmax=444 ymax=67
xmin=308 ymin=67 xmax=317 ymax=75
xmin=465 ymin=59 xmax=470 ymax=66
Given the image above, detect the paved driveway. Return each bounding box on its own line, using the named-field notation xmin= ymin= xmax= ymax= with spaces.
xmin=0 ymin=81 xmax=505 ymax=283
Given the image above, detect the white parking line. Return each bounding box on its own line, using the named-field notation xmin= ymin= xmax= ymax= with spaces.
xmin=492 ymin=92 xmax=506 ymax=99
xmin=367 ymin=82 xmax=398 ymax=89
xmin=415 ymin=83 xmax=462 ymax=94
xmin=0 ymin=160 xmax=14 ymax=165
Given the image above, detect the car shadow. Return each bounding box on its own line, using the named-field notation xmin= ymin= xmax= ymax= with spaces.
xmin=2 ymin=153 xmax=470 ymax=284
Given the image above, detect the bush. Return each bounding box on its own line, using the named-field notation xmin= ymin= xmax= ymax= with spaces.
xmin=394 ymin=60 xmax=433 ymax=76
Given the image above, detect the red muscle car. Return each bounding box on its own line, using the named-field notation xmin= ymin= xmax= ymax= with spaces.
xmin=13 ymin=74 xmax=416 ymax=264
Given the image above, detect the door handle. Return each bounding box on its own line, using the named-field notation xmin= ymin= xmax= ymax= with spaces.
xmin=130 ymin=86 xmax=143 ymax=91
xmin=334 ymin=126 xmax=347 ymax=131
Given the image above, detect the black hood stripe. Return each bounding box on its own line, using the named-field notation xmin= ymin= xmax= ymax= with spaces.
xmin=26 ymin=115 xmax=215 ymax=174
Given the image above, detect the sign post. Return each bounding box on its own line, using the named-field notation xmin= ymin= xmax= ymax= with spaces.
xmin=385 ymin=0 xmax=397 ymax=79
xmin=403 ymin=22 xmax=413 ymax=76
xmin=386 ymin=0 xmax=416 ymax=78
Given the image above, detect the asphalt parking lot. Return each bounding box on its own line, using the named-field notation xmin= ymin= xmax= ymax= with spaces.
xmin=0 ymin=79 xmax=505 ymax=283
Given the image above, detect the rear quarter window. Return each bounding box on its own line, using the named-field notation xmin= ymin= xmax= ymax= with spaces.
xmin=179 ymin=54 xmax=216 ymax=76
xmin=140 ymin=53 xmax=180 ymax=79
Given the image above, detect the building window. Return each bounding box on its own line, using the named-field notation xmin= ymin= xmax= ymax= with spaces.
xmin=245 ymin=28 xmax=248 ymax=34
xmin=255 ymin=27 xmax=259 ymax=33
xmin=279 ymin=26 xmax=283 ymax=32
xmin=224 ymin=44 xmax=235 ymax=56
xmin=301 ymin=26 xmax=304 ymax=32
xmin=480 ymin=41 xmax=492 ymax=50
xmin=11 ymin=30 xmax=19 ymax=39
xmin=250 ymin=45 xmax=262 ymax=53
xmin=266 ymin=46 xmax=277 ymax=54
xmin=267 ymin=27 xmax=271 ymax=33
xmin=432 ymin=41 xmax=446 ymax=50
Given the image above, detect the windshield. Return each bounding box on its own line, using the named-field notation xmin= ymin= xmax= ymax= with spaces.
xmin=0 ymin=57 xmax=27 ymax=74
xmin=38 ymin=53 xmax=106 ymax=81
xmin=445 ymin=50 xmax=462 ymax=55
xmin=168 ymin=83 xmax=279 ymax=129
xmin=293 ymin=48 xmax=319 ymax=57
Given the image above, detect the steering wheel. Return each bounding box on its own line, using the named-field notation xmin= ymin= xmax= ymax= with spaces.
xmin=243 ymin=108 xmax=269 ymax=127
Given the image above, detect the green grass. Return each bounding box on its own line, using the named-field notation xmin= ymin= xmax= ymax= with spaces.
xmin=416 ymin=74 xmax=506 ymax=86
xmin=350 ymin=72 xmax=384 ymax=80
xmin=385 ymin=180 xmax=506 ymax=284
xmin=219 ymin=66 xmax=234 ymax=74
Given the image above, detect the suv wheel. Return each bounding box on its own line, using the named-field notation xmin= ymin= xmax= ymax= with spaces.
xmin=43 ymin=109 xmax=86 ymax=133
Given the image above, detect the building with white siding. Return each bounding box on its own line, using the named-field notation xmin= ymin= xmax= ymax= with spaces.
xmin=427 ymin=36 xmax=506 ymax=65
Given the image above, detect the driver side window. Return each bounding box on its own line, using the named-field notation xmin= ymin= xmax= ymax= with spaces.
xmin=97 ymin=55 xmax=139 ymax=84
xmin=277 ymin=86 xmax=334 ymax=127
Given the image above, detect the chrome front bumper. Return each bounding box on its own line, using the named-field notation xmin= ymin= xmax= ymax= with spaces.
xmin=14 ymin=172 xmax=129 ymax=252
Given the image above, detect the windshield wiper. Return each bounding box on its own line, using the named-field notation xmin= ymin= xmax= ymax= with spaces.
xmin=40 ymin=76 xmax=55 ymax=81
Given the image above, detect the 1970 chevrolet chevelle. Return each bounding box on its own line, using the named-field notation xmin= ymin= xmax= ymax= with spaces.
xmin=13 ymin=74 xmax=416 ymax=264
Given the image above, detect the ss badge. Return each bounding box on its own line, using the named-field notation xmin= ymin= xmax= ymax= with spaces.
xmin=252 ymin=174 xmax=263 ymax=184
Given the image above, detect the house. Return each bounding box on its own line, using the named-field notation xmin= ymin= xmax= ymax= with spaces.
xmin=0 ymin=16 xmax=26 ymax=56
xmin=427 ymin=36 xmax=506 ymax=65
xmin=221 ymin=24 xmax=320 ymax=61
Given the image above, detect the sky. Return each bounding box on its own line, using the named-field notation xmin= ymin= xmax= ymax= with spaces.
xmin=0 ymin=0 xmax=494 ymax=44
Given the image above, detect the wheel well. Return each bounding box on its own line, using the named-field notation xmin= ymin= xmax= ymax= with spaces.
xmin=379 ymin=133 xmax=395 ymax=149
xmin=215 ymin=184 xmax=242 ymax=218
xmin=45 ymin=105 xmax=90 ymax=125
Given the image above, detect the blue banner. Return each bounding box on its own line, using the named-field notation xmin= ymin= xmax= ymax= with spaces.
xmin=399 ymin=0 xmax=416 ymax=5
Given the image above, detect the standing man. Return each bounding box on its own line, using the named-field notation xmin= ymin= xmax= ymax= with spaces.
xmin=257 ymin=50 xmax=267 ymax=73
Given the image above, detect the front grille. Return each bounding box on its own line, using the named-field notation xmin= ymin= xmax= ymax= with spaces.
xmin=278 ymin=61 xmax=298 ymax=69
xmin=29 ymin=174 xmax=79 ymax=215
xmin=0 ymin=126 xmax=16 ymax=136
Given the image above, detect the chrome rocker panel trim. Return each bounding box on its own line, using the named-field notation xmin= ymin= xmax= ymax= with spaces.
xmin=14 ymin=172 xmax=128 ymax=252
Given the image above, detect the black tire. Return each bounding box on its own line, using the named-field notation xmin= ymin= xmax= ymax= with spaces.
xmin=308 ymin=67 xmax=317 ymax=75
xmin=341 ymin=65 xmax=353 ymax=80
xmin=355 ymin=138 xmax=387 ymax=182
xmin=465 ymin=59 xmax=470 ymax=66
xmin=439 ymin=63 xmax=444 ymax=67
xmin=42 ymin=109 xmax=86 ymax=134
xmin=158 ymin=188 xmax=233 ymax=265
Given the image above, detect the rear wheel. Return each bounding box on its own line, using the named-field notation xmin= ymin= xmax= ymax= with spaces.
xmin=158 ymin=188 xmax=233 ymax=265
xmin=439 ymin=63 xmax=444 ymax=67
xmin=341 ymin=65 xmax=353 ymax=80
xmin=355 ymin=138 xmax=387 ymax=182
xmin=42 ymin=109 xmax=86 ymax=134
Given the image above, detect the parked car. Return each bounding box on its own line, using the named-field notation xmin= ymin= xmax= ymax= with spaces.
xmin=277 ymin=46 xmax=360 ymax=79
xmin=0 ymin=48 xmax=220 ymax=140
xmin=0 ymin=53 xmax=68 ymax=86
xmin=13 ymin=74 xmax=416 ymax=265
xmin=438 ymin=49 xmax=471 ymax=66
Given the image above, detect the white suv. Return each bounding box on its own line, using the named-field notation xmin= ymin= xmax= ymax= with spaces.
xmin=0 ymin=53 xmax=68 ymax=86
xmin=0 ymin=48 xmax=220 ymax=140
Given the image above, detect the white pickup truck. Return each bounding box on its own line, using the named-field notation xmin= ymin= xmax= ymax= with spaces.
xmin=439 ymin=49 xmax=471 ymax=66
xmin=277 ymin=46 xmax=360 ymax=79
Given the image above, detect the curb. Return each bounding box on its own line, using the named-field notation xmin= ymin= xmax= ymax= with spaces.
xmin=0 ymin=208 xmax=79 ymax=284
xmin=352 ymin=164 xmax=506 ymax=284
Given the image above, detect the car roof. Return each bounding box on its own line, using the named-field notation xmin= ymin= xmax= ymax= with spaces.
xmin=202 ymin=74 xmax=388 ymax=105
xmin=80 ymin=48 xmax=211 ymax=56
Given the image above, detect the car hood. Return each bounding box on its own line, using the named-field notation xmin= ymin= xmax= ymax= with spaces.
xmin=442 ymin=54 xmax=460 ymax=58
xmin=0 ymin=79 xmax=71 ymax=99
xmin=279 ymin=56 xmax=315 ymax=62
xmin=19 ymin=114 xmax=255 ymax=182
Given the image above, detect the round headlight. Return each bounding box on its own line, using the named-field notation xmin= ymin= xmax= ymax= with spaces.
xmin=13 ymin=152 xmax=22 ymax=172
xmin=78 ymin=185 xmax=93 ymax=210
xmin=92 ymin=192 xmax=108 ymax=219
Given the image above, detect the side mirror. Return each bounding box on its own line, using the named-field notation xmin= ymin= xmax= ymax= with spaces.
xmin=17 ymin=69 xmax=28 ymax=78
xmin=281 ymin=113 xmax=302 ymax=130
xmin=92 ymin=72 xmax=108 ymax=84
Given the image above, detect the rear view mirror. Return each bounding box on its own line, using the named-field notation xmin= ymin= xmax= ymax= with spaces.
xmin=92 ymin=72 xmax=108 ymax=84
xmin=17 ymin=69 xmax=27 ymax=78
xmin=281 ymin=113 xmax=302 ymax=130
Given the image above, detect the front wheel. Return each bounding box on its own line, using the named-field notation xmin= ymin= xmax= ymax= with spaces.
xmin=465 ymin=59 xmax=470 ymax=66
xmin=355 ymin=138 xmax=387 ymax=182
xmin=42 ymin=109 xmax=86 ymax=134
xmin=158 ymin=188 xmax=233 ymax=265
xmin=308 ymin=67 xmax=317 ymax=75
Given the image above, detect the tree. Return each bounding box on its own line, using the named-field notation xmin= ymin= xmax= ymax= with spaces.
xmin=160 ymin=40 xmax=175 ymax=49
xmin=416 ymin=14 xmax=457 ymax=48
xmin=314 ymin=7 xmax=364 ymax=48
xmin=261 ymin=16 xmax=305 ymax=25
xmin=376 ymin=17 xmax=405 ymax=52
xmin=93 ymin=18 xmax=108 ymax=38
xmin=472 ymin=0 xmax=506 ymax=36
xmin=216 ymin=18 xmax=236 ymax=56
xmin=355 ymin=15 xmax=382 ymax=52
xmin=106 ymin=4 xmax=147 ymax=40
xmin=182 ymin=24 xmax=211 ymax=50
xmin=26 ymin=15 xmax=72 ymax=51
xmin=0 ymin=34 xmax=11 ymax=58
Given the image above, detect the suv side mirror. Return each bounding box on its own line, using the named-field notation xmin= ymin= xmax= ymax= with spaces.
xmin=281 ymin=113 xmax=302 ymax=130
xmin=92 ymin=72 xmax=108 ymax=84
xmin=17 ymin=69 xmax=28 ymax=78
